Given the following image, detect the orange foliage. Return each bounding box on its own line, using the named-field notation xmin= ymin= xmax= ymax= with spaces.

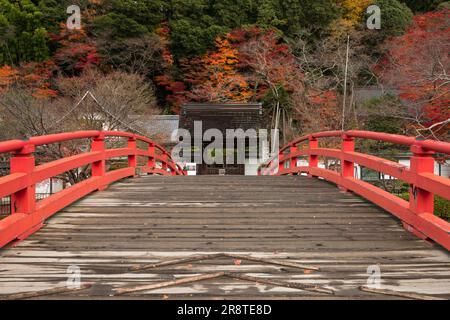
xmin=332 ymin=0 xmax=373 ymax=29
xmin=187 ymin=36 xmax=253 ymax=102
xmin=309 ymin=90 xmax=338 ymax=106
xmin=155 ymin=21 xmax=174 ymax=67
xmin=20 ymin=61 xmax=58 ymax=99
xmin=0 ymin=65 xmax=18 ymax=92
xmin=50 ymin=23 xmax=88 ymax=45
xmin=32 ymin=88 xmax=58 ymax=99
xmin=0 ymin=61 xmax=58 ymax=99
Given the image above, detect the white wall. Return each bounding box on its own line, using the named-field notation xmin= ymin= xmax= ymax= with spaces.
xmin=355 ymin=159 xmax=450 ymax=180
xmin=245 ymin=158 xmax=261 ymax=175
xmin=36 ymin=178 xmax=64 ymax=194
xmin=399 ymin=159 xmax=449 ymax=178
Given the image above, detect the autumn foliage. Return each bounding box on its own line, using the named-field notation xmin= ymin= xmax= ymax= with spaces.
xmin=380 ymin=9 xmax=450 ymax=128
xmin=0 ymin=61 xmax=57 ymax=99
xmin=155 ymin=21 xmax=174 ymax=67
xmin=52 ymin=25 xmax=100 ymax=75
xmin=333 ymin=0 xmax=373 ymax=28
xmin=0 ymin=0 xmax=447 ymax=141
xmin=0 ymin=65 xmax=17 ymax=93
xmin=188 ymin=37 xmax=253 ymax=103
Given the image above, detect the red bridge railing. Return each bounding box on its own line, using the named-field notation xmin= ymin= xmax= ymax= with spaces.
xmin=0 ymin=130 xmax=184 ymax=248
xmin=258 ymin=130 xmax=450 ymax=251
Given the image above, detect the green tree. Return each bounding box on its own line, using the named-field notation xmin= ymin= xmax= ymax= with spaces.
xmin=437 ymin=1 xmax=450 ymax=9
xmin=0 ymin=0 xmax=50 ymax=65
xmin=403 ymin=0 xmax=447 ymax=12
xmin=92 ymin=13 xmax=148 ymax=39
xmin=369 ymin=0 xmax=413 ymax=38
xmin=170 ymin=18 xmax=228 ymax=58
xmin=37 ymin=0 xmax=66 ymax=34
xmin=102 ymin=0 xmax=167 ymax=29
xmin=210 ymin=0 xmax=258 ymax=28
xmin=166 ymin=0 xmax=341 ymax=59
xmin=360 ymin=0 xmax=413 ymax=52
xmin=360 ymin=95 xmax=407 ymax=134
xmin=256 ymin=0 xmax=340 ymax=36
xmin=167 ymin=0 xmax=231 ymax=58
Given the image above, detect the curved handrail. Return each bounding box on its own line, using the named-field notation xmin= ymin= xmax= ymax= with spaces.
xmin=0 ymin=130 xmax=184 ymax=248
xmin=259 ymin=130 xmax=450 ymax=251
xmin=277 ymin=130 xmax=449 ymax=154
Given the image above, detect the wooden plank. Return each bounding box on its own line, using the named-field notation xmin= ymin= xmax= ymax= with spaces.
xmin=223 ymin=254 xmax=320 ymax=271
xmin=130 ymin=254 xmax=224 ymax=271
xmin=0 ymin=175 xmax=449 ymax=299
xmin=225 ymin=273 xmax=334 ymax=295
xmin=129 ymin=253 xmax=320 ymax=272
xmin=0 ymin=284 xmax=92 ymax=300
xmin=359 ymin=286 xmax=445 ymax=300
xmin=114 ymin=272 xmax=225 ymax=295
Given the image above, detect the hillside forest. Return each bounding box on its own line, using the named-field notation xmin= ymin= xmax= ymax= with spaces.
xmin=0 ymin=0 xmax=449 ymax=144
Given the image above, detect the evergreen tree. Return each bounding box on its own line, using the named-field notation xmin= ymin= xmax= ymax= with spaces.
xmin=0 ymin=0 xmax=50 ymax=65
xmin=403 ymin=0 xmax=447 ymax=12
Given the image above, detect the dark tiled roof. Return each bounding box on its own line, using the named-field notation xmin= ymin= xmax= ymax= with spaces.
xmin=180 ymin=103 xmax=263 ymax=137
xmin=182 ymin=103 xmax=262 ymax=111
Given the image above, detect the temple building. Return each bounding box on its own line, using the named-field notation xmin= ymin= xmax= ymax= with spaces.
xmin=179 ymin=103 xmax=264 ymax=175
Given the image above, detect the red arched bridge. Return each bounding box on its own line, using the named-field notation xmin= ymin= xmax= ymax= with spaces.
xmin=0 ymin=130 xmax=449 ymax=299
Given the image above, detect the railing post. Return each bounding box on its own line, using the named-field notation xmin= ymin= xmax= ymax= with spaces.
xmin=290 ymin=145 xmax=297 ymax=174
xmin=10 ymin=143 xmax=35 ymax=215
xmin=341 ymin=134 xmax=355 ymax=178
xmin=409 ymin=144 xmax=434 ymax=215
xmin=128 ymin=136 xmax=137 ymax=176
xmin=91 ymin=134 xmax=105 ymax=177
xmin=277 ymin=151 xmax=283 ymax=175
xmin=308 ymin=137 xmax=318 ymax=177
xmin=91 ymin=133 xmax=107 ymax=191
xmin=161 ymin=153 xmax=168 ymax=173
xmin=147 ymin=143 xmax=155 ymax=175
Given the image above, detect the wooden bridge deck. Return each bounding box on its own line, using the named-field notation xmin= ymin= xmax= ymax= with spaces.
xmin=0 ymin=175 xmax=449 ymax=299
